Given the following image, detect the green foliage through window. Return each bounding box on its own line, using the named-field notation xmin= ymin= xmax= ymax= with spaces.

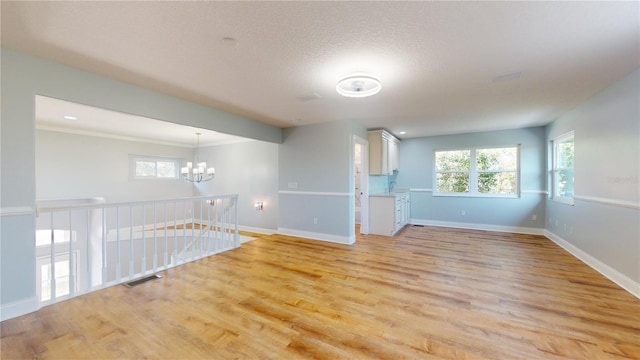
xmin=553 ymin=132 xmax=574 ymax=202
xmin=435 ymin=146 xmax=519 ymax=196
xmin=132 ymin=157 xmax=178 ymax=179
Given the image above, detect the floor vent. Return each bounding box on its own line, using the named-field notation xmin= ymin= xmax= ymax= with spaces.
xmin=413 ymin=225 xmax=424 ymax=227
xmin=124 ymin=274 xmax=162 ymax=288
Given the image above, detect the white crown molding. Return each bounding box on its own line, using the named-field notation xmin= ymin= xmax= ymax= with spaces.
xmin=37 ymin=124 xmax=193 ymax=148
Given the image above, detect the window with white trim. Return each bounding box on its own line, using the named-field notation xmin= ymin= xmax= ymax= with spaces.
xmin=434 ymin=146 xmax=519 ymax=197
xmin=37 ymin=252 xmax=78 ymax=302
xmin=552 ymin=132 xmax=574 ymax=205
xmin=130 ymin=155 xmax=179 ymax=180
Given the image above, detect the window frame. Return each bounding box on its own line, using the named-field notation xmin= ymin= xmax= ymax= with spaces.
xmin=433 ymin=145 xmax=520 ymax=198
xmin=130 ymin=155 xmax=180 ymax=181
xmin=36 ymin=251 xmax=79 ymax=303
xmin=551 ymin=131 xmax=575 ymax=206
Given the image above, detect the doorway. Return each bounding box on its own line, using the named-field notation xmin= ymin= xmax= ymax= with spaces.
xmin=354 ymin=136 xmax=369 ymax=235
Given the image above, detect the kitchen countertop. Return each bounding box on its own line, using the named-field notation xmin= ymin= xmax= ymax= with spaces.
xmin=369 ymin=189 xmax=410 ymax=197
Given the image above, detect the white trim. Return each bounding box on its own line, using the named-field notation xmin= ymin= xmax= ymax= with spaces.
xmin=277 ymin=227 xmax=355 ymax=245
xmin=0 ymin=206 xmax=35 ymax=216
xmin=0 ymin=296 xmax=39 ymax=321
xmin=409 ymin=189 xmax=547 ymax=195
xmin=129 ymin=154 xmax=180 ymax=181
xmin=238 ymin=225 xmax=276 ymax=235
xmin=433 ymin=145 xmax=521 ymax=197
xmin=278 ymin=190 xmax=352 ymax=197
xmin=545 ymin=230 xmax=640 ymax=299
xmin=574 ymin=195 xmax=640 ymax=210
xmin=354 ymin=134 xmax=370 ymax=235
xmin=521 ymin=190 xmax=549 ymax=195
xmin=239 ymin=235 xmax=257 ymax=244
xmin=37 ymin=124 xmax=193 ymax=148
xmin=409 ymin=219 xmax=545 ymax=236
xmin=432 ymin=193 xmax=519 ymax=199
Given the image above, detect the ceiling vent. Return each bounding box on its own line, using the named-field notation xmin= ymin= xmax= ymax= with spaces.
xmin=492 ymin=71 xmax=524 ymax=83
xmin=296 ymin=92 xmax=322 ymax=102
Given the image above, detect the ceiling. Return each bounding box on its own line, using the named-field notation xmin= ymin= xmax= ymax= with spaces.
xmin=2 ymin=1 xmax=639 ymax=140
xmin=35 ymin=96 xmax=251 ymax=147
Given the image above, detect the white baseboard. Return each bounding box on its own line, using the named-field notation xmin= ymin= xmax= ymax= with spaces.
xmin=277 ymin=228 xmax=355 ymax=245
xmin=409 ymin=219 xmax=545 ymax=236
xmin=545 ymin=230 xmax=640 ymax=299
xmin=0 ymin=296 xmax=39 ymax=321
xmin=238 ymin=225 xmax=276 ymax=235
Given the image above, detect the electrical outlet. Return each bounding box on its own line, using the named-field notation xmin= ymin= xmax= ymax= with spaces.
xmin=532 ymin=214 xmax=537 ymax=221
xmin=288 ymin=182 xmax=298 ymax=189
xmin=461 ymin=210 xmax=466 ymax=216
xmin=313 ymin=217 xmax=318 ymax=224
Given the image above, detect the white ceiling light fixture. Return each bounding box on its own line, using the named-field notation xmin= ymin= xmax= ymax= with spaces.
xmin=336 ymin=74 xmax=382 ymax=98
xmin=181 ymin=133 xmax=215 ymax=183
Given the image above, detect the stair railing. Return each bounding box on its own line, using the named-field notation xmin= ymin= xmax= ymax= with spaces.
xmin=35 ymin=194 xmax=239 ymax=307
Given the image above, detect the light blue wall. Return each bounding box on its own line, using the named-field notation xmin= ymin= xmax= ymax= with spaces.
xmin=546 ymin=69 xmax=639 ymax=285
xmin=36 ymin=130 xmax=194 ymax=202
xmin=278 ymin=120 xmax=365 ymax=243
xmin=0 ymin=48 xmax=281 ymax=313
xmin=396 ymin=127 xmax=547 ymax=231
xmin=195 ymin=140 xmax=279 ymax=232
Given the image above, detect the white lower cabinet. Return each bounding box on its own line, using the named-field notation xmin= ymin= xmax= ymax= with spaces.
xmin=369 ymin=192 xmax=410 ymax=236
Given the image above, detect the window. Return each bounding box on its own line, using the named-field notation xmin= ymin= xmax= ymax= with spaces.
xmin=35 ymin=229 xmax=73 ymax=247
xmin=552 ymin=132 xmax=574 ymax=205
xmin=37 ymin=252 xmax=78 ymax=302
xmin=130 ymin=155 xmax=179 ymax=180
xmin=434 ymin=146 xmax=519 ymax=196
xmin=435 ymin=150 xmax=471 ymax=193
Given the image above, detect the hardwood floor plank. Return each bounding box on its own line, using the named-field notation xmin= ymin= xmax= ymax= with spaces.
xmin=2 ymin=225 xmax=639 ymax=359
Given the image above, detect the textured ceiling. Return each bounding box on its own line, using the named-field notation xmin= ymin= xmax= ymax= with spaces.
xmin=2 ymin=1 xmax=639 ymax=139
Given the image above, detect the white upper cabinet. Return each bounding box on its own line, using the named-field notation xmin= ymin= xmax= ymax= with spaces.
xmin=368 ymin=130 xmax=399 ymax=175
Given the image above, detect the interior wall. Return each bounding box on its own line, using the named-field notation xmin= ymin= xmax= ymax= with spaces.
xmin=545 ymin=69 xmax=639 ymax=286
xmin=36 ymin=130 xmax=194 ymax=202
xmin=194 ymin=140 xmax=279 ymax=232
xmin=396 ymin=127 xmax=547 ymax=232
xmin=0 ymin=47 xmax=282 ymax=317
xmin=278 ymin=120 xmax=365 ymax=243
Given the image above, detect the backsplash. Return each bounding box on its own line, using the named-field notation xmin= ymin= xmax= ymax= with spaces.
xmin=369 ymin=171 xmax=398 ymax=194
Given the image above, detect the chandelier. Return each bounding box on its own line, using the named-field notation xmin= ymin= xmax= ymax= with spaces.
xmin=181 ymin=132 xmax=215 ymax=183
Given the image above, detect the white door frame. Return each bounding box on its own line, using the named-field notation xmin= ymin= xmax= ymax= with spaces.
xmin=354 ymin=135 xmax=369 ymax=235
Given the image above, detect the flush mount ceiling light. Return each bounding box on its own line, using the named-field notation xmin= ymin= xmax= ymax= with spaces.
xmin=336 ymin=75 xmax=382 ymax=98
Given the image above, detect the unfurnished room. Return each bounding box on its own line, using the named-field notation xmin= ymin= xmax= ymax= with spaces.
xmin=1 ymin=1 xmax=639 ymax=359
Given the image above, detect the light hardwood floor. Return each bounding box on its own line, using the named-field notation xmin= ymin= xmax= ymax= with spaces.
xmin=2 ymin=226 xmax=639 ymax=359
